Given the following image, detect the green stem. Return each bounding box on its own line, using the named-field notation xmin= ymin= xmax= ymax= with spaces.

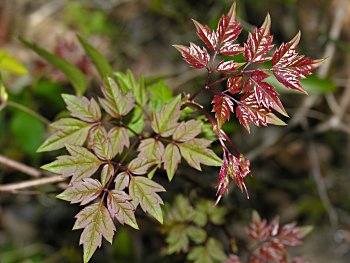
xmin=5 ymin=101 xmax=50 ymax=125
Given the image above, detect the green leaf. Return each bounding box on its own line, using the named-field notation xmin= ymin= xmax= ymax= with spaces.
xmin=57 ymin=178 xmax=103 ymax=205
xmin=149 ymin=80 xmax=174 ymax=112
xmin=166 ymin=225 xmax=189 ymax=254
xmin=206 ymin=238 xmax=227 ymax=261
xmin=114 ymin=71 xmax=147 ymax=105
xmin=41 ymin=144 xmax=103 ymax=182
xmin=178 ymin=138 xmax=222 ymax=170
xmin=90 ymin=126 xmax=113 ymax=160
xmin=138 ymin=138 xmax=164 ymax=163
xmin=151 ymin=95 xmax=181 ymax=137
xmin=173 ymin=120 xmax=203 ymax=142
xmin=114 ymin=172 xmax=130 ymax=191
xmin=73 ymin=203 xmax=116 ymax=263
xmin=0 ymin=49 xmax=28 ymax=75
xmin=19 ymin=37 xmax=87 ymax=96
xmin=129 ymin=176 xmax=165 ymax=223
xmin=187 ymin=226 xmax=207 ymax=244
xmin=99 ymin=77 xmax=135 ymax=118
xmin=107 ymin=190 xmax=139 ymax=229
xmin=108 ymin=127 xmax=129 ymax=157
xmin=187 ymin=246 xmax=212 ymax=263
xmin=37 ymin=118 xmax=93 ymax=152
xmin=62 ymin=94 xmax=101 ymax=122
xmin=128 ymin=157 xmax=158 ymax=175
xmin=101 ymin=163 xmax=114 ymax=187
xmin=163 ymin=143 xmax=181 ymax=181
xmin=77 ymin=35 xmax=113 ymax=77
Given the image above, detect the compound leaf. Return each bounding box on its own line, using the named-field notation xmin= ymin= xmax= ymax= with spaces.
xmin=174 ymin=43 xmax=210 ymax=69
xmin=178 ymin=139 xmax=222 ymax=170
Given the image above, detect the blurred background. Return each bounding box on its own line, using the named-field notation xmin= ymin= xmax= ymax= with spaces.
xmin=0 ymin=0 xmax=350 ymax=262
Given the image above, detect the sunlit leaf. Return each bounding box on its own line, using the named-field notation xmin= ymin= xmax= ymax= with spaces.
xmin=101 ymin=163 xmax=114 ymax=187
xmin=0 ymin=49 xmax=28 ymax=75
xmin=173 ymin=43 xmax=210 ymax=69
xmin=173 ymin=120 xmax=202 ymax=142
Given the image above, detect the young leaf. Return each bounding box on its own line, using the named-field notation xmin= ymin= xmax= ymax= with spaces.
xmin=272 ymin=32 xmax=321 ymax=94
xmin=212 ymin=95 xmax=234 ymax=128
xmin=107 ymin=190 xmax=139 ymax=229
xmin=219 ymin=42 xmax=243 ymax=56
xmin=73 ymin=203 xmax=116 ymax=263
xmin=178 ymin=139 xmax=222 ymax=170
xmin=236 ymin=92 xmax=286 ymax=133
xmin=216 ymin=60 xmax=244 ymax=73
xmin=101 ymin=163 xmax=114 ymax=187
xmin=227 ymin=76 xmax=242 ymax=94
xmin=114 ymin=172 xmax=130 ymax=191
xmin=244 ymin=14 xmax=274 ymax=63
xmin=163 ymin=143 xmax=181 ymax=181
xmin=108 ymin=127 xmax=130 ymax=157
xmin=19 ymin=37 xmax=87 ymax=96
xmin=99 ymin=77 xmax=135 ymax=118
xmin=90 ymin=126 xmax=113 ymax=160
xmin=41 ymin=144 xmax=103 ymax=182
xmin=216 ymin=3 xmax=241 ymax=45
xmin=77 ymin=35 xmax=113 ymax=77
xmin=137 ymin=138 xmax=165 ymax=163
xmin=173 ymin=120 xmax=203 ymax=142
xmin=128 ymin=157 xmax=158 ymax=175
xmin=129 ymin=176 xmax=166 ymax=223
xmin=151 ymin=95 xmax=181 ymax=137
xmin=62 ymin=94 xmax=101 ymax=122
xmin=173 ymin=43 xmax=210 ymax=69
xmin=248 ymin=70 xmax=288 ymax=116
xmin=192 ymin=19 xmax=217 ymax=51
xmin=37 ymin=118 xmax=93 ymax=152
xmin=149 ymin=80 xmax=174 ymax=112
xmin=57 ymin=178 xmax=103 ymax=205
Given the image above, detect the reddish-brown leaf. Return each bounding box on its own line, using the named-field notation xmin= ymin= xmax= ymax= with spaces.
xmin=216 ymin=60 xmax=244 ymax=73
xmin=244 ymin=14 xmax=274 ymax=63
xmin=227 ymin=76 xmax=242 ymax=94
xmin=192 ymin=19 xmax=217 ymax=51
xmin=173 ymin=43 xmax=210 ymax=69
xmin=247 ymin=70 xmax=288 ymax=116
xmin=219 ymin=42 xmax=243 ymax=56
xmin=212 ymin=94 xmax=234 ymax=128
xmin=272 ymin=32 xmax=321 ymax=94
xmin=216 ymin=151 xmax=229 ymax=205
xmin=216 ymin=4 xmax=241 ymax=45
xmin=236 ymin=92 xmax=286 ymax=133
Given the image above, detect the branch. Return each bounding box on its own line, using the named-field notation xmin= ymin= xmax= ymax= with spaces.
xmin=0 ymin=154 xmax=41 ymax=177
xmin=0 ymin=175 xmax=65 ymax=192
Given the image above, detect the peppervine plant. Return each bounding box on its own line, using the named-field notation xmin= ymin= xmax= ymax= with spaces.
xmin=23 ymin=2 xmax=321 ymax=263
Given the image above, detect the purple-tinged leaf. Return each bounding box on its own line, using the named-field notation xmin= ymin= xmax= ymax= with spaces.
xmin=192 ymin=19 xmax=217 ymax=51
xmin=107 ymin=190 xmax=138 ymax=229
xmin=151 ymin=95 xmax=181 ymax=137
xmin=216 ymin=60 xmax=244 ymax=73
xmin=272 ymin=32 xmax=321 ymax=94
xmin=227 ymin=76 xmax=242 ymax=94
xmin=90 ymin=126 xmax=113 ymax=160
xmin=163 ymin=143 xmax=181 ymax=181
xmin=247 ymin=70 xmax=288 ymax=116
xmin=101 ymin=163 xmax=114 ymax=187
xmin=114 ymin=172 xmax=130 ymax=191
xmin=219 ymin=42 xmax=243 ymax=56
xmin=41 ymin=144 xmax=103 ymax=182
xmin=128 ymin=157 xmax=158 ymax=175
xmin=62 ymin=94 xmax=101 ymax=123
xmin=178 ymin=138 xmax=222 ymax=171
xmin=244 ymin=14 xmax=274 ymax=63
xmin=108 ymin=127 xmax=129 ymax=157
xmin=57 ymin=178 xmax=103 ymax=205
xmin=137 ymin=138 xmax=165 ymax=162
xmin=73 ymin=203 xmax=115 ymax=263
xmin=212 ymin=94 xmax=234 ymax=128
xmin=216 ymin=152 xmax=229 ymax=205
xmin=99 ymin=77 xmax=135 ymax=118
xmin=236 ymin=92 xmax=286 ymax=133
xmin=216 ymin=3 xmax=241 ymax=45
xmin=129 ymin=176 xmax=166 ymax=223
xmin=173 ymin=43 xmax=210 ymax=69
xmin=37 ymin=118 xmax=93 ymax=152
xmin=173 ymin=120 xmax=203 ymax=142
